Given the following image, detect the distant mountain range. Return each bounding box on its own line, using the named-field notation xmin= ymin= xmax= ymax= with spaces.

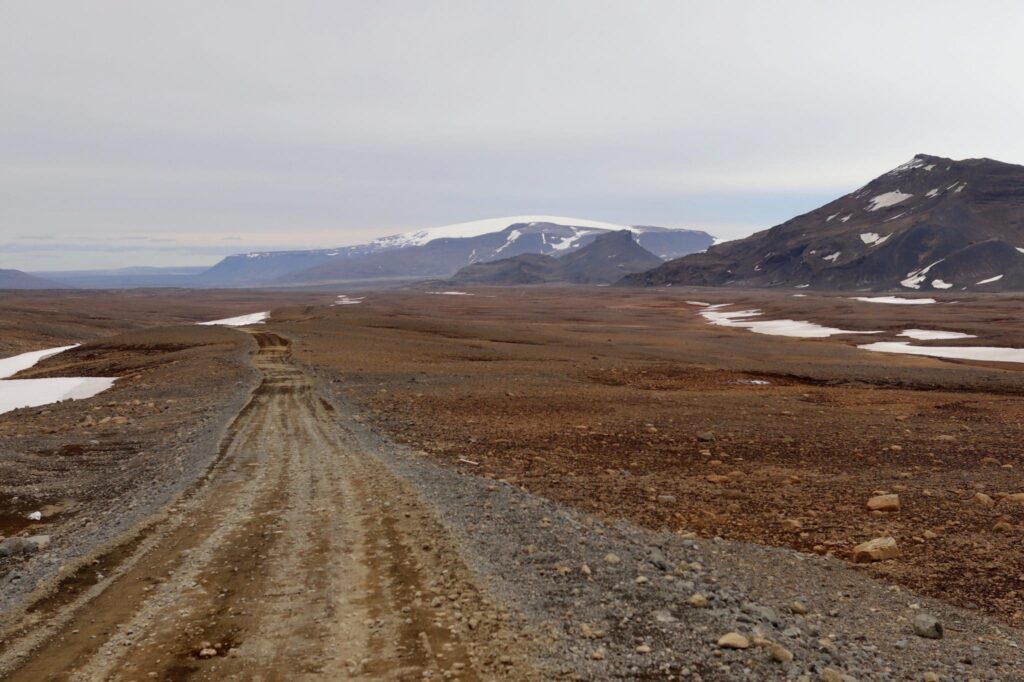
xmin=196 ymin=216 xmax=713 ymax=287
xmin=33 ymin=266 xmax=207 ymax=289
xmin=0 ymin=269 xmax=66 ymax=290
xmin=623 ymin=154 xmax=1024 ymax=291
xmin=447 ymin=230 xmax=663 ymax=285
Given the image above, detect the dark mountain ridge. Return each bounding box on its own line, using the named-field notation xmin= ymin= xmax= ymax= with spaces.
xmin=622 ymin=154 xmax=1024 ymax=291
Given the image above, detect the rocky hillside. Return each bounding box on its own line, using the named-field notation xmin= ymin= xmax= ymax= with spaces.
xmin=198 ymin=217 xmax=712 ymax=286
xmin=623 ymin=154 xmax=1024 ymax=291
xmin=448 ymin=230 xmax=663 ymax=285
xmin=0 ymin=269 xmax=66 ymax=290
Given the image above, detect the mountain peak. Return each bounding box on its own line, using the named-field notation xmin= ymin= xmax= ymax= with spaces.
xmin=623 ymin=154 xmax=1024 ymax=291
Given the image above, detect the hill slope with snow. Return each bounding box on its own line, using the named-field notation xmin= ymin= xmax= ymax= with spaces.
xmin=622 ymin=154 xmax=1024 ymax=291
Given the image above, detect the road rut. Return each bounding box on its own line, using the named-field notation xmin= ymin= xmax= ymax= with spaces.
xmin=0 ymin=331 xmax=528 ymax=681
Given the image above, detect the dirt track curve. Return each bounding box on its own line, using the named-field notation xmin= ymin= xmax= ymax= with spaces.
xmin=0 ymin=331 xmax=527 ymax=681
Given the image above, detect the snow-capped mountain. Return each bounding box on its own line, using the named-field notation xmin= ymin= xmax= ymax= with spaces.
xmin=198 ymin=217 xmax=714 ymax=286
xmin=447 ymin=230 xmax=664 ymax=285
xmin=622 ymin=154 xmax=1024 ymax=291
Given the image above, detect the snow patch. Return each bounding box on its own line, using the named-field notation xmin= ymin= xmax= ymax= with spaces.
xmin=823 ymin=252 xmax=841 ymax=263
xmin=840 ymin=214 xmax=852 ymax=223
xmin=867 ymin=191 xmax=912 ymax=211
xmin=925 ymin=188 xmax=939 ymax=198
xmin=851 ymin=296 xmax=936 ymax=305
xmin=0 ymin=378 xmax=117 ymax=416
xmin=859 ymin=342 xmax=1024 ymax=364
xmin=931 ymin=279 xmax=953 ymax=289
xmin=976 ymin=275 xmax=1003 ymax=285
xmin=899 ymin=329 xmax=976 ymax=340
xmin=860 ymin=233 xmax=892 ymax=246
xmin=0 ymin=345 xmax=78 ymax=379
xmin=698 ymin=306 xmax=878 ymax=338
xmin=826 ymin=212 xmax=840 ymax=222
xmin=198 ymin=312 xmax=270 ymax=326
xmin=427 ymin=291 xmax=474 ymax=296
xmin=493 ymin=229 xmax=522 ymax=254
xmin=333 ymin=295 xmax=364 ymax=306
xmin=900 ymin=259 xmax=944 ymax=289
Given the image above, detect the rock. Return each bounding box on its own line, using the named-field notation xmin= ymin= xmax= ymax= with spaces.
xmin=922 ymin=673 xmax=940 ymax=682
xmin=697 ymin=431 xmax=716 ymax=442
xmin=993 ymin=520 xmax=1015 ymax=532
xmin=1003 ymin=493 xmax=1024 ymax=506
xmin=781 ymin=518 xmax=803 ymax=532
xmin=688 ymin=594 xmax=708 ymax=608
xmin=0 ymin=537 xmax=33 ymax=557
xmin=852 ymin=536 xmax=899 ymax=563
xmin=590 ymin=647 xmax=605 ymax=661
xmin=769 ymin=643 xmax=794 ymax=663
xmin=198 ymin=647 xmax=218 ymax=659
xmin=652 ymin=609 xmax=676 ymax=623
xmin=972 ymin=492 xmax=994 ymax=507
xmin=866 ymin=494 xmax=900 ymax=512
xmin=636 ymin=644 xmax=651 ymax=653
xmin=26 ymin=535 xmax=50 ymax=551
xmin=790 ymin=601 xmax=807 ymax=615
xmin=603 ymin=553 xmax=620 ymax=564
xmin=979 ymin=456 xmax=1000 ymax=466
xmin=27 ymin=511 xmax=42 ymax=521
xmin=912 ymin=613 xmax=943 ymax=639
xmin=820 ymin=669 xmax=858 ymax=682
xmin=656 ymin=494 xmax=677 ymax=504
xmin=706 ymin=474 xmax=730 ymax=484
xmin=717 ymin=632 xmax=750 ymax=649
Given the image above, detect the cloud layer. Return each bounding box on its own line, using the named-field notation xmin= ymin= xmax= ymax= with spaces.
xmin=3 ymin=1 xmax=1023 ymax=269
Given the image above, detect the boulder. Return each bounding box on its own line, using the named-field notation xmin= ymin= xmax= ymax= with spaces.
xmin=852 ymin=536 xmax=899 ymax=563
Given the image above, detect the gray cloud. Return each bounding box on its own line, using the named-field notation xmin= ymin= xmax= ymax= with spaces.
xmin=2 ymin=1 xmax=1023 ymax=269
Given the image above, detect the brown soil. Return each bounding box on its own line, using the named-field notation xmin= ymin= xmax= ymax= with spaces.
xmin=273 ymin=287 xmax=1024 ymax=625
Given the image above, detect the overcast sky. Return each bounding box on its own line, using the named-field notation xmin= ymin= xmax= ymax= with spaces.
xmin=3 ymin=1 xmax=1023 ymax=270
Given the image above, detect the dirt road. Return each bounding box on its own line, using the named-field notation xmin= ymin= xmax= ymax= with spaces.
xmin=0 ymin=332 xmax=528 ymax=680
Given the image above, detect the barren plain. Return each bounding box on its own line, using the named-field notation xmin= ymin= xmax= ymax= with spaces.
xmin=0 ymin=287 xmax=1022 ymax=680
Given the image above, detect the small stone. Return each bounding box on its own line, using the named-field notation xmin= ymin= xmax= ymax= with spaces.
xmin=717 ymin=632 xmax=750 ymax=649
xmin=769 ymin=644 xmax=794 ymax=663
xmin=198 ymin=648 xmax=218 ymax=659
xmin=697 ymin=431 xmax=716 ymax=442
xmin=922 ymin=673 xmax=940 ymax=682
xmin=790 ymin=601 xmax=807 ymax=615
xmin=781 ymin=518 xmax=803 ymax=532
xmin=656 ymin=494 xmax=677 ymax=504
xmin=852 ymin=536 xmax=899 ymax=563
xmin=1003 ymin=492 xmax=1024 ymax=506
xmin=688 ymin=594 xmax=708 ymax=608
xmin=971 ymin=492 xmax=994 ymax=507
xmin=604 ymin=553 xmax=620 ymax=564
xmin=913 ymin=613 xmax=943 ymax=639
xmin=866 ymin=494 xmax=900 ymax=512
xmin=636 ymin=644 xmax=651 ymax=653
xmin=635 ymin=575 xmax=648 ymax=584
xmin=590 ymin=647 xmax=606 ymax=661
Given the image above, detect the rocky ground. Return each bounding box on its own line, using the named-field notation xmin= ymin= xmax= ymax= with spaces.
xmin=0 ymin=287 xmax=1021 ymax=680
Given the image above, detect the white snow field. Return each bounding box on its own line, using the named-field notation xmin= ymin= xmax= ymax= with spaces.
xmin=0 ymin=378 xmax=118 ymax=415
xmin=859 ymin=342 xmax=1024 ymax=364
xmin=0 ymin=345 xmax=78 ymax=379
xmin=698 ymin=306 xmax=878 ymax=339
xmin=898 ymin=329 xmax=977 ymax=341
xmin=850 ymin=296 xmax=937 ymax=305
xmin=867 ymin=191 xmax=912 ymax=211
xmin=333 ymin=295 xmax=364 ymax=306
xmin=198 ymin=312 xmax=270 ymax=326
xmin=369 ymin=216 xmax=632 ymax=249
xmin=427 ymin=291 xmax=474 ymax=296
xmin=0 ymin=345 xmax=117 ymax=415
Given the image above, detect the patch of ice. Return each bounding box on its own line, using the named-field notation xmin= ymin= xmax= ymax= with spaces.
xmin=685 ymin=301 xmax=710 ymax=306
xmin=0 ymin=377 xmax=117 ymax=416
xmin=699 ymin=306 xmax=878 ymax=339
xmin=867 ymin=191 xmax=912 ymax=211
xmin=883 ymin=213 xmax=905 ymax=223
xmin=823 ymin=252 xmax=841 ymax=263
xmin=851 ymin=296 xmax=936 ymax=305
xmin=899 ymin=329 xmax=977 ymax=340
xmin=792 ymin=294 xmax=807 ymax=297
xmin=0 ymin=346 xmax=78 ymax=380
xmin=826 ymin=212 xmax=840 ymax=222
xmin=795 ymin=284 xmax=810 ymax=289
xmin=333 ymin=295 xmax=364 ymax=306
xmin=427 ymin=291 xmax=474 ymax=296
xmin=860 ymin=233 xmax=882 ymax=245
xmin=931 ymin=279 xmax=953 ymax=289
xmin=859 ymin=342 xmax=1024 ymax=364
xmin=976 ymin=275 xmax=1003 ymax=285
xmin=888 ymin=157 xmax=927 ymax=174
xmin=733 ymin=379 xmax=771 ymax=385
xmin=198 ymin=312 xmax=270 ymax=327
xmin=1017 ymin=247 xmax=1024 ymax=255
xmin=925 ymin=188 xmax=939 ymax=198
xmin=840 ymin=214 xmax=852 ymax=223
xmin=27 ymin=511 xmax=42 ymax=521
